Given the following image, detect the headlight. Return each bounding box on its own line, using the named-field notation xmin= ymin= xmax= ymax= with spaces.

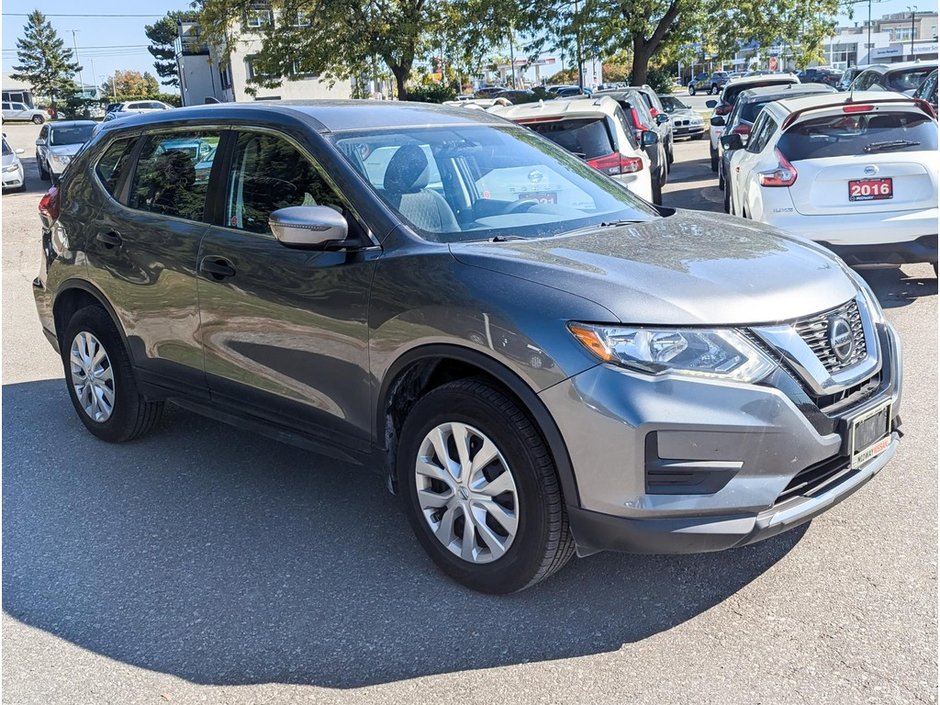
xmin=2 ymin=164 xmax=18 ymax=173
xmin=568 ymin=323 xmax=775 ymax=383
xmin=846 ymin=269 xmax=885 ymax=325
xmin=51 ymin=154 xmax=71 ymax=164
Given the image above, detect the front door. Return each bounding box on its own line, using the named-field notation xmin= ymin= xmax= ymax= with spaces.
xmin=196 ymin=129 xmax=378 ymax=447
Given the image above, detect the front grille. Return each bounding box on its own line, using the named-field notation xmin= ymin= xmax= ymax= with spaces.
xmin=775 ymin=455 xmax=855 ymax=505
xmin=793 ymin=299 xmax=867 ymax=374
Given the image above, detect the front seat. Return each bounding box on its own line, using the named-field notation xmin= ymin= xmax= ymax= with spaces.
xmin=382 ymin=144 xmax=459 ymax=235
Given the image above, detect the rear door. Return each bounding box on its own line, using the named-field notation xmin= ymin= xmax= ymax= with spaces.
xmin=779 ymin=108 xmax=938 ymax=216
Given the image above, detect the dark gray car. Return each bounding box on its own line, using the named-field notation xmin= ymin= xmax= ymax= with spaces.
xmin=33 ymin=101 xmax=903 ymax=593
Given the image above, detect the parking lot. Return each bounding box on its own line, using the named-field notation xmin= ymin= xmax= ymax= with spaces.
xmin=2 ymin=119 xmax=936 ymax=705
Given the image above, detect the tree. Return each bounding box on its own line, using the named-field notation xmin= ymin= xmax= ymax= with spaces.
xmin=10 ymin=10 xmax=82 ymax=110
xmin=145 ymin=10 xmax=200 ymax=87
xmin=102 ymin=70 xmax=161 ymax=98
xmin=199 ymin=0 xmax=441 ymax=100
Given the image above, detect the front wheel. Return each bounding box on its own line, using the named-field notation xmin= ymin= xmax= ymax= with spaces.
xmin=61 ymin=306 xmax=164 ymax=442
xmin=397 ymin=378 xmax=575 ymax=593
xmin=710 ymin=146 xmax=719 ymax=172
xmin=651 ymin=173 xmax=663 ymax=205
xmin=688 ymin=85 xmax=696 ymax=96
xmin=32 ymin=115 xmax=45 ymax=124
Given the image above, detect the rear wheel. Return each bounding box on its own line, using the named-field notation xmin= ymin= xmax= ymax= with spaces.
xmin=397 ymin=378 xmax=575 ymax=593
xmin=61 ymin=306 xmax=163 ymax=442
xmin=32 ymin=115 xmax=44 ymax=124
xmin=688 ymin=85 xmax=696 ymax=96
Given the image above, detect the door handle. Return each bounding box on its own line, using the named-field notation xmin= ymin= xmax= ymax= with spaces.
xmin=96 ymin=231 xmax=122 ymax=248
xmin=199 ymin=256 xmax=237 ymax=280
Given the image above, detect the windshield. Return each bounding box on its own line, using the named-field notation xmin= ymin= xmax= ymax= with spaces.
xmin=778 ymin=111 xmax=937 ymax=160
xmin=51 ymin=125 xmax=95 ymax=146
xmin=887 ymin=67 xmax=935 ymax=93
xmin=2 ymin=139 xmax=12 ymax=156
xmin=660 ymin=96 xmax=687 ymax=112
xmin=333 ymin=125 xmax=659 ymax=243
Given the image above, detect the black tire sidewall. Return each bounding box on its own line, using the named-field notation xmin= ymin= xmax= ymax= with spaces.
xmin=61 ymin=306 xmax=142 ymax=442
xmin=397 ymin=384 xmax=559 ymax=593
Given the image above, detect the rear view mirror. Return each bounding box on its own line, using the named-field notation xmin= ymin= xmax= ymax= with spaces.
xmin=705 ymin=100 xmax=717 ymax=109
xmin=710 ymin=115 xmax=726 ymax=127
xmin=720 ymin=134 xmax=744 ymax=151
xmin=641 ymin=130 xmax=659 ymax=146
xmin=269 ymin=206 xmax=349 ymax=249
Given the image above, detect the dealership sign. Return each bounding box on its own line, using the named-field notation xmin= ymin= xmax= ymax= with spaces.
xmin=871 ymin=42 xmax=938 ymax=59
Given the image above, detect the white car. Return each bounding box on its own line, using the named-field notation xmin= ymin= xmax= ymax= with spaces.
xmin=112 ymin=100 xmax=173 ymax=116
xmin=489 ymin=97 xmax=656 ymax=202
xmin=2 ymin=136 xmax=26 ymax=191
xmin=707 ymin=73 xmax=800 ymax=172
xmin=725 ymin=92 xmax=938 ymax=270
xmin=35 ymin=120 xmax=97 ymax=183
xmin=2 ymin=101 xmax=46 ymax=124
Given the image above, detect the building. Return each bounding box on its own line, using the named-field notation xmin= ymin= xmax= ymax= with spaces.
xmin=175 ymin=5 xmax=353 ymax=106
xmin=833 ymin=9 xmax=938 ymax=65
xmin=2 ymin=74 xmax=34 ymax=107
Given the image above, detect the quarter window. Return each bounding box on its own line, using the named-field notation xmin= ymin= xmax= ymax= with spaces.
xmin=129 ymin=131 xmax=221 ymax=221
xmin=95 ymin=137 xmax=136 ymax=198
xmin=225 ymin=131 xmax=344 ymax=234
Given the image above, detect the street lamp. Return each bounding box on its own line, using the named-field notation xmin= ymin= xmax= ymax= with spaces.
xmin=906 ymin=5 xmax=917 ymax=58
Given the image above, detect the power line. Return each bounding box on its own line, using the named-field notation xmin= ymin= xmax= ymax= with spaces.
xmin=2 ymin=13 xmax=164 ymax=18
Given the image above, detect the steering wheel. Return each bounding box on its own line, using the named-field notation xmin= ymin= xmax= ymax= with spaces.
xmin=504 ymin=199 xmax=540 ymax=214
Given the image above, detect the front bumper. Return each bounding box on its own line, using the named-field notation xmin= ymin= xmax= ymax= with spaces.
xmin=2 ymin=166 xmax=24 ymax=189
xmin=672 ymin=123 xmax=706 ymax=137
xmin=540 ymin=322 xmax=902 ymax=556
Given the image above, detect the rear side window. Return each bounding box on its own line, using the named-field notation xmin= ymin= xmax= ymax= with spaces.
xmin=129 ymin=131 xmax=220 ymax=221
xmin=226 ymin=131 xmax=344 ymax=234
xmin=887 ymin=68 xmax=934 ymax=93
xmin=95 ymin=138 xmax=136 ymax=198
xmin=740 ymin=99 xmax=773 ymax=123
xmin=777 ymin=112 xmax=937 ymax=161
xmin=525 ymin=118 xmax=615 ymax=160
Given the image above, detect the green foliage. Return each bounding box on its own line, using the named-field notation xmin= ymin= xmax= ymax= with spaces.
xmin=406 ymin=82 xmax=458 ymax=103
xmin=645 ymin=66 xmax=675 ymax=93
xmin=101 ymin=70 xmax=162 ymax=98
xmin=145 ymin=10 xmax=200 ymax=87
xmin=10 ymin=10 xmax=82 ymax=108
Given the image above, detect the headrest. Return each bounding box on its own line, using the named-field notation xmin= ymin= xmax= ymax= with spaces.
xmin=383 ymin=144 xmax=429 ymax=193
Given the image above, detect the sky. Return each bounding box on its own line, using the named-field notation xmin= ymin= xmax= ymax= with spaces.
xmin=0 ymin=0 xmax=930 ymax=93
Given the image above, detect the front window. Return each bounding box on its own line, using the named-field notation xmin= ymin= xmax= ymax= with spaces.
xmin=50 ymin=124 xmax=95 ymax=146
xmin=333 ymin=125 xmax=658 ymax=243
xmin=778 ymin=111 xmax=937 ymax=161
xmin=2 ymin=139 xmax=12 ymax=156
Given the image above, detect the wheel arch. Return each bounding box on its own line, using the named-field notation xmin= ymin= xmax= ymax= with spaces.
xmin=377 ymin=344 xmax=581 ymax=508
xmin=52 ymin=279 xmax=128 ymax=353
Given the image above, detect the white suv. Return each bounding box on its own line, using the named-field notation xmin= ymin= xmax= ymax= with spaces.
xmin=724 ymin=92 xmax=938 ymax=270
xmin=489 ymin=97 xmax=656 ymax=202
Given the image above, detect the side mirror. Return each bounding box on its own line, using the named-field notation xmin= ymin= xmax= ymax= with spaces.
xmin=710 ymin=115 xmax=726 ymax=127
xmin=655 ymin=113 xmax=670 ymax=124
xmin=15 ymin=148 xmax=24 ymax=154
xmin=641 ymin=130 xmax=659 ymax=146
xmin=720 ymin=134 xmax=744 ymax=151
xmin=705 ymin=100 xmax=717 ymax=109
xmin=269 ymin=206 xmax=349 ymax=249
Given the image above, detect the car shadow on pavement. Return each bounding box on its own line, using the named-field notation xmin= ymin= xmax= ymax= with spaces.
xmin=859 ymin=265 xmax=937 ymax=309
xmin=3 ymin=379 xmax=805 ymax=689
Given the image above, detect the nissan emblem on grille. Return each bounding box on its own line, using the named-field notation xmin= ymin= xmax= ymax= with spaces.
xmin=828 ymin=316 xmax=854 ymax=363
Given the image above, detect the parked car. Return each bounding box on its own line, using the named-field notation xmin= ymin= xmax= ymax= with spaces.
xmin=590 ymin=90 xmax=669 ymax=198
xmin=714 ymin=83 xmax=836 ymax=196
xmin=34 ymin=101 xmax=903 ymax=594
xmin=2 ymin=136 xmax=26 ymax=192
xmin=493 ymin=89 xmax=540 ymax=104
xmin=723 ymin=92 xmax=937 ymax=270
xmin=658 ymin=94 xmax=706 ymax=140
xmin=110 ymin=100 xmax=174 ymax=116
xmin=489 ymin=96 xmax=657 ymax=202
xmin=913 ymin=68 xmax=938 ymax=115
xmin=553 ymin=86 xmax=592 ymax=97
xmin=2 ymin=101 xmax=46 ymax=124
xmin=474 ymin=86 xmax=506 ymax=98
xmin=626 ymin=85 xmax=674 ymax=163
xmin=35 ymin=120 xmax=97 ymax=184
xmin=797 ymin=67 xmax=843 ymax=87
xmin=837 ymin=66 xmax=864 ymax=91
xmin=849 ymin=61 xmax=938 ymax=96
xmin=706 ymin=73 xmax=801 ymax=171
xmin=688 ymin=71 xmax=730 ymax=96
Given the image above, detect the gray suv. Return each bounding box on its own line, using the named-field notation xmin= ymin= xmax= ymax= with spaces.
xmin=33 ymin=102 xmax=902 ymax=593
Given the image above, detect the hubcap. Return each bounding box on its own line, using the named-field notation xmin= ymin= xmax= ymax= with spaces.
xmin=414 ymin=422 xmax=519 ymax=564
xmin=69 ymin=332 xmax=115 ymax=422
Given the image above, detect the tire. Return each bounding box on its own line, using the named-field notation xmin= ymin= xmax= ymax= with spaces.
xmin=710 ymin=145 xmax=719 ymax=172
xmin=652 ymin=173 xmax=663 ymax=205
xmin=61 ymin=305 xmax=163 ymax=443
xmin=688 ymin=85 xmax=696 ymax=96
xmin=933 ymin=262 xmax=937 ymax=276
xmin=723 ymin=180 xmax=731 ymax=213
xmin=718 ymin=166 xmax=724 ymax=191
xmin=666 ymin=141 xmax=674 ymax=166
xmin=38 ymin=156 xmax=50 ymax=181
xmin=397 ymin=378 xmax=575 ymax=593
xmin=32 ymin=115 xmax=44 ymax=124
xmin=710 ymin=84 xmax=717 ymax=95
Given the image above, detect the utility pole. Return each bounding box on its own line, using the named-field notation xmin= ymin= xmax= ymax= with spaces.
xmin=573 ymin=0 xmax=583 ymax=90
xmin=907 ymin=6 xmax=917 ymax=57
xmin=71 ymin=30 xmax=85 ymax=95
xmin=508 ymin=24 xmax=515 ymax=88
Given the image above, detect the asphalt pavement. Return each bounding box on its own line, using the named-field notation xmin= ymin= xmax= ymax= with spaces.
xmin=2 ymin=121 xmax=937 ymax=705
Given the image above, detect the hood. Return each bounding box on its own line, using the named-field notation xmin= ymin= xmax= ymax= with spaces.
xmin=48 ymin=143 xmax=84 ymax=157
xmin=672 ymin=109 xmax=703 ymax=120
xmin=449 ymin=210 xmax=857 ymax=326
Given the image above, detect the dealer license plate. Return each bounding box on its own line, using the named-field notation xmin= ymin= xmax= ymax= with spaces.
xmin=848 ymin=177 xmax=893 ymax=202
xmin=850 ymin=401 xmax=892 ymax=469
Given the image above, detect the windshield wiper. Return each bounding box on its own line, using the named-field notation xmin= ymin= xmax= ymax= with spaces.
xmin=599 ymin=219 xmax=645 ymax=227
xmin=864 ymin=139 xmax=920 ymax=153
xmin=488 ymin=235 xmax=526 ymax=242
